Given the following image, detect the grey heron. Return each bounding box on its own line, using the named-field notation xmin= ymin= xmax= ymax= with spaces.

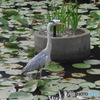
xmin=21 ymin=20 xmax=64 ymax=77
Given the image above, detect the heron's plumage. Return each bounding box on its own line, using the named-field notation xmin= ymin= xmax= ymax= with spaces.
xmin=21 ymin=50 xmax=50 ymax=74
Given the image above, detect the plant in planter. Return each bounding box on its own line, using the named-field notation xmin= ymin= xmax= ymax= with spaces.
xmin=34 ymin=2 xmax=90 ymax=62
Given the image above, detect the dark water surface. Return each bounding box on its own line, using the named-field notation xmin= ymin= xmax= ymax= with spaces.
xmin=62 ymin=46 xmax=100 ymax=84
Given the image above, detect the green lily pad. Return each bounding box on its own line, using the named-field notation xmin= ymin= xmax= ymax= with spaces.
xmin=47 ymin=75 xmax=61 ymax=79
xmin=0 ymin=86 xmax=16 ymax=99
xmin=22 ymin=80 xmax=38 ymax=92
xmin=90 ymin=29 xmax=100 ymax=37
xmin=8 ymin=92 xmax=34 ymax=100
xmin=89 ymin=11 xmax=100 ymax=19
xmin=45 ymin=62 xmax=64 ymax=72
xmin=63 ymin=97 xmax=80 ymax=100
xmin=71 ymin=73 xmax=86 ymax=78
xmin=78 ymin=9 xmax=88 ymax=13
xmin=87 ymin=69 xmax=100 ymax=75
xmin=0 ymin=80 xmax=16 ymax=86
xmin=3 ymin=63 xmax=23 ymax=68
xmin=40 ymin=85 xmax=58 ymax=95
xmin=72 ymin=63 xmax=91 ymax=69
xmin=64 ymin=84 xmax=80 ymax=91
xmin=5 ymin=42 xmax=19 ymax=48
xmin=91 ymin=41 xmax=100 ymax=46
xmin=68 ymin=79 xmax=86 ymax=84
xmin=79 ymin=82 xmax=96 ymax=88
xmin=9 ymin=33 xmax=17 ymax=42
xmin=78 ymin=20 xmax=86 ymax=26
xmin=27 ymin=47 xmax=36 ymax=57
xmin=5 ymin=69 xmax=21 ymax=75
xmin=84 ymin=59 xmax=100 ymax=65
xmin=79 ymin=3 xmax=98 ymax=10
xmin=33 ymin=95 xmax=48 ymax=100
xmin=86 ymin=20 xmax=98 ymax=29
xmin=95 ymin=80 xmax=100 ymax=86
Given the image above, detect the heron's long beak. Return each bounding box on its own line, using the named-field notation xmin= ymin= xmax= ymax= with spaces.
xmin=55 ymin=22 xmax=65 ymax=25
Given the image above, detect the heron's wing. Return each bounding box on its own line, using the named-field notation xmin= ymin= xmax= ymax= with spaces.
xmin=21 ymin=51 xmax=49 ymax=74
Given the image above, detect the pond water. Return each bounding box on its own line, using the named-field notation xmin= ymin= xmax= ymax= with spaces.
xmin=61 ymin=46 xmax=100 ymax=83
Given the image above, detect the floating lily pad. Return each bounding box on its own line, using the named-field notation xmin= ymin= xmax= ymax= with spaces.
xmin=78 ymin=9 xmax=88 ymax=13
xmin=33 ymin=95 xmax=48 ymax=100
xmin=5 ymin=69 xmax=21 ymax=75
xmin=64 ymin=84 xmax=80 ymax=91
xmin=63 ymin=97 xmax=80 ymax=100
xmin=47 ymin=75 xmax=61 ymax=79
xmin=8 ymin=92 xmax=34 ymax=100
xmin=45 ymin=62 xmax=64 ymax=72
xmin=68 ymin=79 xmax=86 ymax=84
xmin=84 ymin=59 xmax=100 ymax=65
xmin=79 ymin=3 xmax=98 ymax=10
xmin=71 ymin=73 xmax=86 ymax=78
xmin=0 ymin=86 xmax=16 ymax=99
xmin=3 ymin=63 xmax=23 ymax=68
xmin=72 ymin=63 xmax=91 ymax=69
xmin=27 ymin=47 xmax=36 ymax=57
xmin=86 ymin=20 xmax=98 ymax=29
xmin=22 ymin=80 xmax=38 ymax=92
xmin=0 ymin=80 xmax=16 ymax=86
xmin=5 ymin=42 xmax=19 ymax=48
xmin=40 ymin=85 xmax=58 ymax=95
xmin=79 ymin=82 xmax=95 ymax=88
xmin=87 ymin=69 xmax=100 ymax=75
xmin=95 ymin=80 xmax=100 ymax=86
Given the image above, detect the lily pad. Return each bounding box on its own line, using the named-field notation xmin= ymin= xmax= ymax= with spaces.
xmin=63 ymin=97 xmax=80 ymax=100
xmin=86 ymin=20 xmax=98 ymax=29
xmin=87 ymin=69 xmax=100 ymax=75
xmin=0 ymin=80 xmax=16 ymax=86
xmin=45 ymin=62 xmax=64 ymax=72
xmin=68 ymin=79 xmax=86 ymax=84
xmin=3 ymin=63 xmax=23 ymax=68
xmin=22 ymin=80 xmax=38 ymax=92
xmin=0 ymin=86 xmax=16 ymax=99
xmin=64 ymin=84 xmax=80 ymax=91
xmin=79 ymin=3 xmax=98 ymax=10
xmin=40 ymin=85 xmax=58 ymax=95
xmin=8 ymin=92 xmax=34 ymax=100
xmin=72 ymin=63 xmax=91 ymax=69
xmin=47 ymin=75 xmax=61 ymax=79
xmin=84 ymin=59 xmax=100 ymax=65
xmin=79 ymin=82 xmax=96 ymax=88
xmin=95 ymin=80 xmax=100 ymax=86
xmin=71 ymin=73 xmax=86 ymax=78
xmin=33 ymin=95 xmax=48 ymax=100
xmin=5 ymin=69 xmax=21 ymax=75
xmin=5 ymin=42 xmax=19 ymax=48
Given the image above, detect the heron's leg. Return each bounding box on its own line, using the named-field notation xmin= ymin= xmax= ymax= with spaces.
xmin=33 ymin=70 xmax=39 ymax=78
xmin=39 ymin=68 xmax=43 ymax=79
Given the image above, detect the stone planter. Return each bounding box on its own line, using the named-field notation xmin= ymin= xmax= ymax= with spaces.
xmin=34 ymin=28 xmax=90 ymax=62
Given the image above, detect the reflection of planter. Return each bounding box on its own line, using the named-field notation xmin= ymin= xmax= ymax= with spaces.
xmin=34 ymin=28 xmax=90 ymax=62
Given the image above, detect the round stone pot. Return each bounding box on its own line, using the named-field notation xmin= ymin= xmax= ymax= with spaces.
xmin=34 ymin=28 xmax=90 ymax=63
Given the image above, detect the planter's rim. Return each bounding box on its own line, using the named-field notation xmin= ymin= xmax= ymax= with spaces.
xmin=34 ymin=28 xmax=90 ymax=39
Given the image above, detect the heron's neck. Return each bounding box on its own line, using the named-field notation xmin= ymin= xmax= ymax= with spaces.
xmin=45 ymin=26 xmax=52 ymax=55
